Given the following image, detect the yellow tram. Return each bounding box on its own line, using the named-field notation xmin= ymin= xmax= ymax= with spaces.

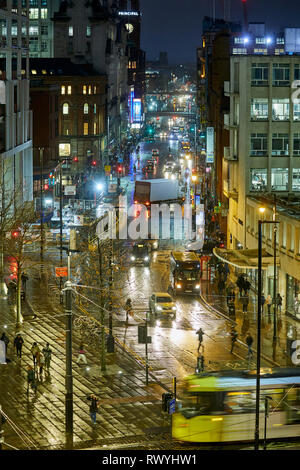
xmin=172 ymin=368 xmax=300 ymax=443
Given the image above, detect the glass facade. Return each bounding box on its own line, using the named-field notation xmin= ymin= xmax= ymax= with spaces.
xmin=286 ymin=274 xmax=300 ymax=319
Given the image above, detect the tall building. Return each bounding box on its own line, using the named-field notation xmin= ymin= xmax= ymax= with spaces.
xmin=28 ymin=0 xmax=60 ymax=57
xmin=118 ymin=0 xmax=145 ymax=129
xmin=0 ymin=0 xmax=33 ymax=203
xmin=52 ymin=0 xmax=129 ymax=160
xmin=217 ymin=26 xmax=300 ymax=323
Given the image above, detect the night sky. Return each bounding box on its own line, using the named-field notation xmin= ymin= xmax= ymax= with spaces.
xmin=140 ymin=0 xmax=300 ymax=64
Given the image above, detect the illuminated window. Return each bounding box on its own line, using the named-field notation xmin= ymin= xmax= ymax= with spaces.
xmin=29 ymin=8 xmax=39 ymax=19
xmin=250 ymin=169 xmax=267 ymax=192
xmin=83 ymin=85 xmax=87 ymax=94
xmin=31 ymin=69 xmax=37 ymax=75
xmin=40 ymin=8 xmax=47 ymax=19
xmin=88 ymin=85 xmax=92 ymax=95
xmin=93 ymin=85 xmax=97 ymax=94
xmin=67 ymin=85 xmax=72 ymax=95
xmin=93 ymin=104 xmax=96 ymax=114
xmin=94 ymin=122 xmax=97 ymax=134
xmin=83 ymin=103 xmax=89 ymax=114
xmin=62 ymin=103 xmax=69 ymax=115
xmin=68 ymin=26 xmax=73 ymax=37
xmin=272 ymin=99 xmax=290 ymax=121
xmin=61 ymin=85 xmax=66 ymax=95
xmin=59 ymin=143 xmax=71 ymax=157
xmin=83 ymin=123 xmax=88 ymax=135
xmin=293 ymin=169 xmax=300 ymax=191
xmin=251 ymin=98 xmax=268 ymax=120
xmin=271 ymin=168 xmax=289 ymax=191
xmin=86 ymin=26 xmax=91 ymax=37
xmin=132 ymin=61 xmax=136 ymax=69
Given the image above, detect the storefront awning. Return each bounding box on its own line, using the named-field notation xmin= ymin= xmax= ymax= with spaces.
xmin=213 ymin=247 xmax=279 ymax=270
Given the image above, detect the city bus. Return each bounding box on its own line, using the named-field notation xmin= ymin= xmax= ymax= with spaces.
xmin=172 ymin=368 xmax=300 ymax=443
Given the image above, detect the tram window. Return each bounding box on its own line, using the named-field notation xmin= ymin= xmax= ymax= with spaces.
xmin=261 ymin=389 xmax=284 ymax=413
xmin=225 ymin=391 xmax=256 ymax=414
xmin=182 ymin=392 xmax=225 ymax=414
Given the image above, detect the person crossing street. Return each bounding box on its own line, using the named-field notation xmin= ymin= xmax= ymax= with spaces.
xmin=196 ymin=328 xmax=204 ymax=353
xmin=230 ymin=328 xmax=238 ymax=354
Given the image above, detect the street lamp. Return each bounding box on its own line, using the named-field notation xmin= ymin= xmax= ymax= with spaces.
xmin=255 ymin=214 xmax=279 ymax=450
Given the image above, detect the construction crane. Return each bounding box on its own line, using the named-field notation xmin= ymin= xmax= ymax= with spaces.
xmin=242 ymin=0 xmax=248 ymax=32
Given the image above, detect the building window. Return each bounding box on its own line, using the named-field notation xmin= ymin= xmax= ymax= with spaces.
xmin=276 ymin=37 xmax=284 ymax=44
xmin=273 ymin=63 xmax=290 ymax=86
xmin=94 ymin=122 xmax=97 ymax=134
xmin=272 ymin=133 xmax=289 ymax=156
xmin=293 ymin=101 xmax=300 ymax=121
xmin=234 ymin=37 xmax=243 ymax=44
xmin=271 ymin=168 xmax=289 ymax=191
xmin=86 ymin=26 xmax=91 ymax=37
xmin=272 ymin=99 xmax=290 ymax=121
xmin=29 ymin=38 xmax=38 ymax=52
xmin=41 ymin=24 xmax=48 ymax=35
xmin=232 ymin=48 xmax=247 ymax=55
xmin=83 ymin=123 xmax=88 ymax=135
xmin=250 ymin=169 xmax=267 ymax=192
xmin=88 ymin=85 xmax=92 ymax=95
xmin=83 ymin=85 xmax=87 ymax=95
xmin=253 ymin=48 xmax=267 ymax=55
xmin=274 ymin=48 xmax=285 ymax=55
xmin=40 ymin=8 xmax=47 ymax=19
xmin=251 ymin=63 xmax=269 ymax=86
xmin=68 ymin=26 xmax=73 ymax=37
xmin=61 ymin=85 xmax=66 ymax=95
xmin=29 ymin=26 xmax=39 ymax=35
xmin=93 ymin=104 xmax=97 ymax=114
xmin=59 ymin=143 xmax=71 ymax=157
xmin=29 ymin=8 xmax=39 ymax=19
xmin=67 ymin=86 xmax=72 ymax=95
xmin=251 ymin=98 xmax=268 ymax=120
xmin=250 ymin=133 xmax=268 ymax=156
xmin=293 ymin=134 xmax=300 ymax=155
xmin=62 ymin=103 xmax=69 ymax=115
xmin=292 ymin=169 xmax=300 ymax=191
xmin=295 ymin=64 xmax=300 ymax=81
xmin=83 ymin=103 xmax=89 ymax=114
xmin=256 ymin=37 xmax=266 ymax=44
xmin=41 ymin=41 xmax=48 ymax=52
xmin=94 ymin=85 xmax=97 ymax=94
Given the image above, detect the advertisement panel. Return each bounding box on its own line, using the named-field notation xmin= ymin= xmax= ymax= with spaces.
xmin=206 ymin=127 xmax=214 ymax=163
xmin=133 ymin=98 xmax=142 ymax=123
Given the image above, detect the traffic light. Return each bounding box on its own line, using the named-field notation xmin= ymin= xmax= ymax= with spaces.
xmin=73 ymin=156 xmax=78 ymax=163
xmin=91 ymin=160 xmax=97 ymax=167
xmin=12 ymin=230 xmax=20 ymax=238
xmin=118 ymin=165 xmax=122 ymax=174
xmin=43 ymin=183 xmax=49 ymax=190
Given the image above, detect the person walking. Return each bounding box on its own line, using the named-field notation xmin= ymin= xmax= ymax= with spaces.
xmin=26 ymin=365 xmax=37 ymax=394
xmin=1 ymin=332 xmax=9 ymax=360
xmin=196 ymin=328 xmax=204 ymax=352
xmin=38 ymin=352 xmax=45 ymax=379
xmin=76 ymin=342 xmax=87 ymax=365
xmin=241 ymin=293 xmax=249 ymax=314
xmin=236 ymin=274 xmax=245 ymax=297
xmin=276 ymin=293 xmax=283 ymax=314
xmin=125 ymin=298 xmax=132 ymax=323
xmin=230 ymin=328 xmax=238 ymax=354
xmin=246 ymin=332 xmax=254 ymax=358
xmin=14 ymin=333 xmax=24 ymax=358
xmin=30 ymin=342 xmax=40 ymax=368
xmin=87 ymin=394 xmax=100 ymax=425
xmin=266 ymin=294 xmax=273 ymax=315
xmin=42 ymin=343 xmax=52 ymax=371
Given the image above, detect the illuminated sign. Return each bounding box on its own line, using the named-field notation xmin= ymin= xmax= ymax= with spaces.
xmin=129 ymin=87 xmax=135 ymax=123
xmin=118 ymin=11 xmax=139 ymax=16
xmin=133 ymin=98 xmax=142 ymax=122
xmin=206 ymin=127 xmax=214 ymax=163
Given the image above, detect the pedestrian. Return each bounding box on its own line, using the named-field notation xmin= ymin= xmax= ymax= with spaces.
xmin=76 ymin=342 xmax=87 ymax=365
xmin=87 ymin=393 xmax=100 ymax=425
xmin=14 ymin=333 xmax=24 ymax=358
xmin=30 ymin=342 xmax=40 ymax=367
xmin=196 ymin=348 xmax=205 ymax=373
xmin=246 ymin=332 xmax=254 ymax=358
xmin=125 ymin=298 xmax=132 ymax=323
xmin=42 ymin=343 xmax=52 ymax=371
xmin=243 ymin=278 xmax=251 ymax=295
xmin=38 ymin=352 xmax=45 ymax=378
xmin=26 ymin=365 xmax=37 ymax=394
xmin=241 ymin=293 xmax=249 ymax=314
xmin=230 ymin=328 xmax=238 ymax=354
xmin=266 ymin=294 xmax=273 ymax=315
xmin=196 ymin=327 xmax=204 ymax=352
xmin=261 ymin=293 xmax=266 ymax=314
xmin=1 ymin=332 xmax=9 ymax=359
xmin=276 ymin=293 xmax=283 ymax=313
xmin=236 ymin=274 xmax=245 ymax=297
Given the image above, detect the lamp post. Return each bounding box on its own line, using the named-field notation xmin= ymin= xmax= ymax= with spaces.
xmin=255 ymin=210 xmax=279 ymax=450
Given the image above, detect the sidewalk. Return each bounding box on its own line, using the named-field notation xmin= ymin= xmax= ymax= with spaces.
xmin=0 ymin=276 xmax=171 ymax=450
xmin=200 ymin=268 xmax=289 ymax=367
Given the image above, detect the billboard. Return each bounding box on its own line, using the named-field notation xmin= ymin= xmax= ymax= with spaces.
xmin=206 ymin=127 xmax=214 ymax=163
xmin=133 ymin=99 xmax=142 ymax=123
xmin=285 ymin=28 xmax=300 ymax=53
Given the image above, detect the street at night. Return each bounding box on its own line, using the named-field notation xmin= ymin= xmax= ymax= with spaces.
xmin=1 ymin=0 xmax=300 ymax=460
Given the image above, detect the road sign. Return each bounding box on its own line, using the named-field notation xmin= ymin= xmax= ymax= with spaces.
xmin=168 ymin=398 xmax=176 ymax=414
xmin=55 ymin=267 xmax=68 ymax=278
xmin=104 ymin=165 xmax=111 ymax=175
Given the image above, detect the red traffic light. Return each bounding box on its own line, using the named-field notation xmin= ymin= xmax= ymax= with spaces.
xmin=91 ymin=160 xmax=97 ymax=166
xmin=73 ymin=156 xmax=78 ymax=162
xmin=12 ymin=230 xmax=20 ymax=238
xmin=44 ymin=183 xmax=49 ymax=190
xmin=118 ymin=166 xmax=122 ymax=173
